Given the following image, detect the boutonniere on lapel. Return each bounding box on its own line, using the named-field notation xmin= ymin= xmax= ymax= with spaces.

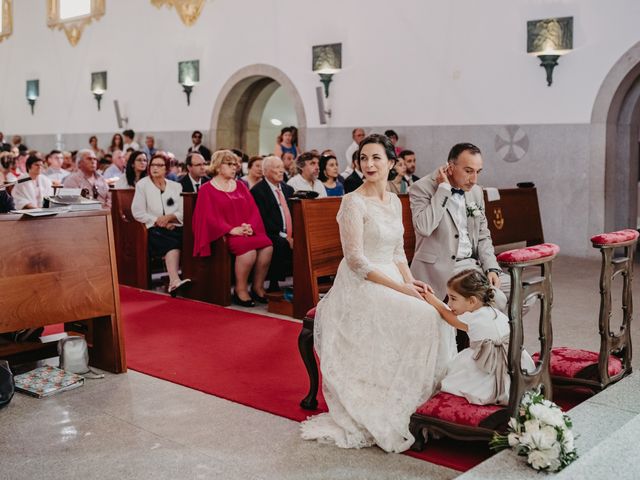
xmin=466 ymin=202 xmax=483 ymax=218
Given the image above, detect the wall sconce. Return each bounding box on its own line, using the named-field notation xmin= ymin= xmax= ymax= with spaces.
xmin=312 ymin=43 xmax=342 ymax=98
xmin=26 ymin=79 xmax=39 ymax=115
xmin=527 ymin=16 xmax=573 ymax=86
xmin=91 ymin=71 xmax=107 ymax=111
xmin=178 ymin=60 xmax=199 ymax=106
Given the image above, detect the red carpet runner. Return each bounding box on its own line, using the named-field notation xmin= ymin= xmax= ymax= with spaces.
xmin=50 ymin=286 xmax=591 ymax=472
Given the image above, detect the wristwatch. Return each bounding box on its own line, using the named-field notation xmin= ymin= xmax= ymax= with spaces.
xmin=486 ymin=268 xmax=502 ymax=275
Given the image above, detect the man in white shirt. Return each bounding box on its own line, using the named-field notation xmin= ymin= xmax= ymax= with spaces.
xmin=122 ymin=129 xmax=140 ymax=151
xmin=287 ymin=151 xmax=327 ymax=198
xmin=179 ymin=153 xmax=210 ymax=193
xmin=44 ymin=150 xmax=69 ymax=185
xmin=12 ymin=156 xmax=54 ymax=209
xmin=342 ymin=127 xmax=365 ymax=177
xmin=103 ymin=150 xmax=126 ymax=180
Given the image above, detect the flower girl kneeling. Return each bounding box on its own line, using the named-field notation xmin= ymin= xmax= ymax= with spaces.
xmin=423 ymin=269 xmax=535 ymax=406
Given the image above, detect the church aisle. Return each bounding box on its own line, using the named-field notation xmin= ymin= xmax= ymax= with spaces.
xmin=0 ymin=369 xmax=456 ymax=480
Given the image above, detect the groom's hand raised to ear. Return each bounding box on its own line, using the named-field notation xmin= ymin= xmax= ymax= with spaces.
xmin=435 ymin=164 xmax=450 ymax=185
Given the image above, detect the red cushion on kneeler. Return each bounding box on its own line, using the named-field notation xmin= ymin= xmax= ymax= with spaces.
xmin=415 ymin=392 xmax=503 ymax=427
xmin=497 ymin=243 xmax=560 ymax=264
xmin=532 ymin=347 xmax=623 ymax=378
xmin=306 ymin=307 xmax=317 ymax=319
xmin=590 ymin=229 xmax=639 ymax=246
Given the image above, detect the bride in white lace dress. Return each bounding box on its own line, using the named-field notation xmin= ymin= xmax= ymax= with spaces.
xmin=301 ymin=134 xmax=456 ymax=453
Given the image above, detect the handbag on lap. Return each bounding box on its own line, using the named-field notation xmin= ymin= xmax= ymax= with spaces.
xmin=0 ymin=360 xmax=15 ymax=409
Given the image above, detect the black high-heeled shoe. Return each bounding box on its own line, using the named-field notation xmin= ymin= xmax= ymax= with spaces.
xmin=232 ymin=293 xmax=255 ymax=307
xmin=250 ymin=289 xmax=268 ymax=304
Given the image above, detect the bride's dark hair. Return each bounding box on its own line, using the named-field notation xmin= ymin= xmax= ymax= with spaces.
xmin=357 ymin=134 xmax=397 ymax=168
xmin=447 ymin=269 xmax=495 ymax=306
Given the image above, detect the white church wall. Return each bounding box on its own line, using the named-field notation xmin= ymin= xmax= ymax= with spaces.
xmin=0 ymin=0 xmax=639 ymax=257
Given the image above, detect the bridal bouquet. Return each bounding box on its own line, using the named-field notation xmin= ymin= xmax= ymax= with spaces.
xmin=490 ymin=388 xmax=578 ymax=472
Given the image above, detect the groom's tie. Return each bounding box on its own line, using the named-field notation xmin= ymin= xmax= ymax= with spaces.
xmin=451 ymin=187 xmax=465 ymax=196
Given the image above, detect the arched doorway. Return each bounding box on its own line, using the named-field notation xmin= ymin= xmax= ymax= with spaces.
xmin=592 ymin=41 xmax=640 ymax=233
xmin=210 ymin=64 xmax=306 ymax=157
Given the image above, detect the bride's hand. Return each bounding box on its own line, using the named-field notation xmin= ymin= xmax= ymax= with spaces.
xmin=399 ymin=282 xmax=424 ymax=300
xmin=411 ymin=279 xmax=434 ymax=294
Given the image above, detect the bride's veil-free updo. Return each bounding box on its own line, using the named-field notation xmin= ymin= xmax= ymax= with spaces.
xmin=356 ymin=134 xmax=398 ymax=168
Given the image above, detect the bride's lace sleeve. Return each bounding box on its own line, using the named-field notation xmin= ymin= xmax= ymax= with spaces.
xmin=392 ymin=194 xmax=409 ymax=265
xmin=337 ymin=194 xmax=373 ymax=279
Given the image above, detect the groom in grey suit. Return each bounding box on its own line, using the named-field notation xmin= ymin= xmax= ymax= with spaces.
xmin=409 ymin=143 xmax=507 ymax=311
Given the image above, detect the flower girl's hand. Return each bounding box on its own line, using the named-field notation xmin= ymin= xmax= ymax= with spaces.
xmin=412 ymin=279 xmax=433 ymax=294
xmin=422 ymin=290 xmax=441 ymax=307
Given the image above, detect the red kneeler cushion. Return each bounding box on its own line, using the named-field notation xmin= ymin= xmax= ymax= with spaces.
xmin=590 ymin=229 xmax=639 ymax=246
xmin=496 ymin=243 xmax=560 ymax=264
xmin=306 ymin=307 xmax=317 ymax=319
xmin=415 ymin=392 xmax=504 ymax=428
xmin=532 ymin=347 xmax=622 ymax=379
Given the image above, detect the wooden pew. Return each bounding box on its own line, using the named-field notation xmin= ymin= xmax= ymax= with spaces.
xmin=292 ymin=188 xmax=543 ymax=319
xmin=181 ymin=193 xmax=232 ymax=306
xmin=111 ymin=189 xmax=149 ymax=289
xmin=483 ymin=187 xmax=544 ymax=246
xmin=0 ymin=210 xmax=126 ymax=373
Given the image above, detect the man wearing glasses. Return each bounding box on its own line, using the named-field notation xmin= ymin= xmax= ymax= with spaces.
xmin=62 ymin=149 xmax=111 ymax=208
xmin=180 ymin=153 xmax=210 ymax=193
xmin=12 ymin=156 xmax=54 ymax=209
xmin=187 ymin=130 xmax=211 ymax=162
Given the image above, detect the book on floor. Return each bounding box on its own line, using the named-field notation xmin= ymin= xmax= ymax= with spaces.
xmin=14 ymin=365 xmax=84 ymax=398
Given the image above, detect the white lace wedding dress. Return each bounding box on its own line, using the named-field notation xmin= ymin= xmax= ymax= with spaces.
xmin=300 ymin=192 xmax=456 ymax=453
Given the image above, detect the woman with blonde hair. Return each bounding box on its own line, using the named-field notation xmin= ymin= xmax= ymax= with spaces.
xmin=192 ymin=150 xmax=273 ymax=307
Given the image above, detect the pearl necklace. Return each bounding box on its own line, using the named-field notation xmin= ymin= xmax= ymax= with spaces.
xmin=212 ymin=177 xmax=234 ymax=192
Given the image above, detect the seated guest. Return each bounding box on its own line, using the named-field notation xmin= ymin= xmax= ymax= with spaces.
xmin=179 ymin=153 xmax=209 ymax=193
xmin=0 ymin=187 xmax=14 ymax=213
xmin=63 ymin=149 xmax=111 ymax=208
xmin=399 ymin=149 xmax=420 ymax=185
xmin=7 ymin=147 xmax=28 ymax=182
xmin=62 ymin=151 xmax=75 ymax=171
xmin=342 ymin=150 xmax=364 ymax=193
xmin=188 ymin=130 xmax=211 ymax=162
xmin=192 ymin=150 xmax=273 ymax=307
xmin=240 ymin=156 xmax=264 ymax=190
xmin=103 ymin=149 xmax=126 ymax=181
xmin=123 ymin=129 xmax=140 ymax=151
xmin=287 ymin=151 xmax=327 ymax=197
xmin=0 ymin=152 xmax=16 ymax=182
xmin=251 ymin=155 xmax=294 ymax=293
xmin=142 ymin=135 xmax=157 ymax=159
xmin=132 ymin=153 xmax=190 ymax=296
xmin=12 ymin=155 xmax=54 ymax=209
xmin=109 ymin=133 xmax=124 ymax=153
xmin=274 ymin=127 xmax=298 ymax=159
xmin=115 ymin=151 xmax=148 ymax=188
xmin=319 ymin=154 xmax=344 ymax=197
xmin=89 ymin=135 xmax=106 ymax=159
xmin=386 ymin=155 xmax=409 ymax=194
xmin=384 ymin=129 xmax=403 ymax=156
xmin=44 ymin=150 xmax=69 ymax=185
xmin=281 ymin=151 xmax=295 ymax=182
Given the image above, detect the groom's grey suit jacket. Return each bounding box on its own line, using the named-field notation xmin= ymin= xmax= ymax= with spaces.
xmin=409 ymin=168 xmax=500 ymax=299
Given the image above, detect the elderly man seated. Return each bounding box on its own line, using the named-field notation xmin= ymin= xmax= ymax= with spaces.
xmin=251 ymin=155 xmax=294 ymax=293
xmin=63 ymin=149 xmax=111 ymax=208
xmin=12 ymin=155 xmax=54 ymax=209
xmin=286 ymin=151 xmax=327 ymax=197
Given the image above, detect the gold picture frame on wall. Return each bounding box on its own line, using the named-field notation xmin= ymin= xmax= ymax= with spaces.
xmin=0 ymin=0 xmax=13 ymax=43
xmin=47 ymin=0 xmax=105 ymax=46
xmin=151 ymin=0 xmax=206 ymax=27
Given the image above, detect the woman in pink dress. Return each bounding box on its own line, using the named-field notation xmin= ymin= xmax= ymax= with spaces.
xmin=193 ymin=150 xmax=273 ymax=307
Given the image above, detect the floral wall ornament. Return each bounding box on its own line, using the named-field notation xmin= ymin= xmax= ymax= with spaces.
xmin=0 ymin=0 xmax=13 ymax=44
xmin=47 ymin=0 xmax=105 ymax=47
xmin=151 ymin=0 xmax=206 ymax=27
